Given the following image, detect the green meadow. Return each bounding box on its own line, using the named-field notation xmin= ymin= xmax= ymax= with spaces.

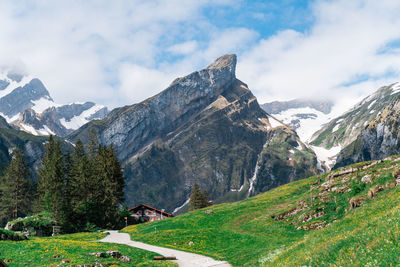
xmin=124 ymin=157 xmax=400 ymax=266
xmin=0 ymin=232 xmax=176 ymax=266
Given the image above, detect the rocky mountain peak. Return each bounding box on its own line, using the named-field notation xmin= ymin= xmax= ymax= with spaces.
xmin=69 ymin=54 xmax=319 ymax=213
xmin=206 ymin=54 xmax=237 ymax=72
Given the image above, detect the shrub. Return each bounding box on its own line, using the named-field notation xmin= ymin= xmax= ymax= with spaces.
xmin=350 ymin=179 xmax=366 ymax=196
xmin=8 ymin=211 xmax=56 ymax=236
xmin=0 ymin=228 xmax=27 ymax=241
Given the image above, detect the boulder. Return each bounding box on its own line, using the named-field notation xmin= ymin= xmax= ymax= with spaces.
xmin=120 ymin=255 xmax=131 ymax=263
xmin=361 ymin=175 xmax=372 ymax=183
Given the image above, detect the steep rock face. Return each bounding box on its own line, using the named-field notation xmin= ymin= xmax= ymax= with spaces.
xmin=335 ymin=94 xmax=400 ymax=167
xmin=252 ymin=127 xmax=318 ymax=195
xmin=310 ymin=82 xmax=400 ymax=168
xmin=69 ymin=55 xmax=319 ymax=212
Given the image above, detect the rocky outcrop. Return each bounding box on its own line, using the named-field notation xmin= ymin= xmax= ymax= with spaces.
xmin=69 ymin=54 xmax=319 ymax=212
xmin=335 ymin=95 xmax=400 ymax=167
xmin=310 ymin=82 xmax=400 ymax=169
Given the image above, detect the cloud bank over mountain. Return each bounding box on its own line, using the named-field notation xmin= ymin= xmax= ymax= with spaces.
xmin=1 ymin=0 xmax=400 ymax=109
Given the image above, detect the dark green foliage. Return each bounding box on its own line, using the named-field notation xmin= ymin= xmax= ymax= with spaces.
xmin=0 ymin=227 xmax=27 ymax=241
xmin=350 ymin=178 xmax=366 ymax=196
xmin=0 ymin=147 xmax=32 ymax=222
xmin=189 ymin=181 xmax=210 ymax=211
xmin=8 ymin=211 xmax=56 ymax=236
xmin=37 ymin=135 xmax=68 ymax=225
xmin=35 ymin=134 xmax=125 ymax=233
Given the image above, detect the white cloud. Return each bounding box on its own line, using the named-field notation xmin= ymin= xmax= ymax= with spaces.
xmin=1 ymin=0 xmax=400 ymax=114
xmin=118 ymin=64 xmax=175 ymax=104
xmin=167 ymin=41 xmax=198 ymax=56
xmin=237 ymin=0 xmax=400 ymax=107
xmin=0 ymin=0 xmax=236 ymax=108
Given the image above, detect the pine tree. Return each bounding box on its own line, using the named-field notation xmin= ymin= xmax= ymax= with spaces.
xmin=95 ymin=144 xmax=125 ymax=228
xmin=69 ymin=139 xmax=95 ymax=230
xmin=0 ymin=147 xmax=32 ymax=221
xmin=189 ymin=181 xmax=209 ymax=211
xmin=37 ymin=135 xmax=68 ymax=224
xmin=200 ymin=189 xmax=211 ymax=208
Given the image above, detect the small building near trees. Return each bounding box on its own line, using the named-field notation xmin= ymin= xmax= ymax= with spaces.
xmin=128 ymin=204 xmax=173 ymax=223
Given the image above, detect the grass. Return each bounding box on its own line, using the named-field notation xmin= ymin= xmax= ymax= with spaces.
xmin=0 ymin=232 xmax=177 ymax=266
xmin=123 ymin=156 xmax=400 ymax=266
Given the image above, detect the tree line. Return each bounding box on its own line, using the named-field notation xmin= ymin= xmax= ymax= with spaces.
xmin=0 ymin=133 xmax=125 ymax=232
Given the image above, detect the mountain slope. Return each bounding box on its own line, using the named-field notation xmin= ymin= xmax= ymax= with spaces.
xmin=0 ymin=116 xmax=48 ymax=175
xmin=336 ymin=89 xmax=400 ymax=167
xmin=123 ymin=155 xmax=400 ymax=266
xmin=311 ymin=82 xmax=400 ymax=168
xmin=69 ymin=54 xmax=319 ymax=212
xmin=0 ymin=70 xmax=108 ymax=136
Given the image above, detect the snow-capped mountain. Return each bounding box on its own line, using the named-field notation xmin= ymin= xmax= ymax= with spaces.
xmin=311 ymin=82 xmax=400 ymax=169
xmin=0 ymin=70 xmax=108 ymax=136
xmin=261 ymin=99 xmax=334 ymax=142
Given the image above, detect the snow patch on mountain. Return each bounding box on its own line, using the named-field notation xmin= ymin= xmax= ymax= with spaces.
xmin=268 ymin=116 xmax=284 ymax=128
xmin=0 ymin=73 xmax=34 ymax=99
xmin=60 ymin=104 xmax=105 ymax=130
xmin=311 ymin=145 xmax=342 ymax=169
xmin=172 ymin=198 xmax=190 ymax=214
xmin=272 ymin=107 xmax=333 ymax=142
xmin=391 ymin=82 xmax=400 ymax=95
xmin=31 ymin=97 xmax=59 ymax=113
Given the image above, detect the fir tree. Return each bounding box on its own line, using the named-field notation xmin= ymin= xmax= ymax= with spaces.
xmin=95 ymin=144 xmax=125 ymax=228
xmin=37 ymin=135 xmax=68 ymax=224
xmin=0 ymin=147 xmax=32 ymax=221
xmin=189 ymin=181 xmax=210 ymax=211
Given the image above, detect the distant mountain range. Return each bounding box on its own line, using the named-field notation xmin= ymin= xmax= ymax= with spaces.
xmin=0 ymin=70 xmax=108 ymax=137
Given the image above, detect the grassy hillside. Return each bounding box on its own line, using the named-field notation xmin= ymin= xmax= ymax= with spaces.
xmin=0 ymin=232 xmax=176 ymax=266
xmin=124 ymin=155 xmax=400 ymax=266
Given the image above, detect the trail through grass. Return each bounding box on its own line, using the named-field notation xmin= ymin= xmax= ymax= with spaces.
xmin=0 ymin=232 xmax=176 ymax=266
xmin=123 ymin=156 xmax=400 ymax=266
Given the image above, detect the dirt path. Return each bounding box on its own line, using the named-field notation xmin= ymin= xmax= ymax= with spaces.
xmin=99 ymin=230 xmax=232 ymax=267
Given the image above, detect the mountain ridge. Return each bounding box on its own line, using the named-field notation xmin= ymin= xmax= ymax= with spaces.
xmin=69 ymin=54 xmax=320 ymax=212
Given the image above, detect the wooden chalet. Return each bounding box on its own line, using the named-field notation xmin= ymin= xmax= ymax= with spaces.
xmin=129 ymin=204 xmax=173 ymax=223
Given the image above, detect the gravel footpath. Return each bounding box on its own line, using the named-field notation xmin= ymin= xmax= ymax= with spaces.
xmin=99 ymin=230 xmax=232 ymax=267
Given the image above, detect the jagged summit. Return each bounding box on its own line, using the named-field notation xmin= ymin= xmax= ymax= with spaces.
xmin=206 ymin=54 xmax=237 ymax=72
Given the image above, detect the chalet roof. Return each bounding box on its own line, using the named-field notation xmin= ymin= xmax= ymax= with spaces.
xmin=128 ymin=204 xmax=173 ymax=217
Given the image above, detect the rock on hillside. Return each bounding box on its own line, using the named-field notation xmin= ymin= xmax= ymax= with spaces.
xmin=69 ymin=54 xmax=320 ymax=213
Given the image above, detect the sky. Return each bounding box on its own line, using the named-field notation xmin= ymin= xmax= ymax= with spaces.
xmin=1 ymin=0 xmax=400 ymax=110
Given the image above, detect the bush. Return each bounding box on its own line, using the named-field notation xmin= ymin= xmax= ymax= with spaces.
xmin=0 ymin=228 xmax=27 ymax=241
xmin=8 ymin=211 xmax=56 ymax=236
xmin=350 ymin=179 xmax=366 ymax=196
